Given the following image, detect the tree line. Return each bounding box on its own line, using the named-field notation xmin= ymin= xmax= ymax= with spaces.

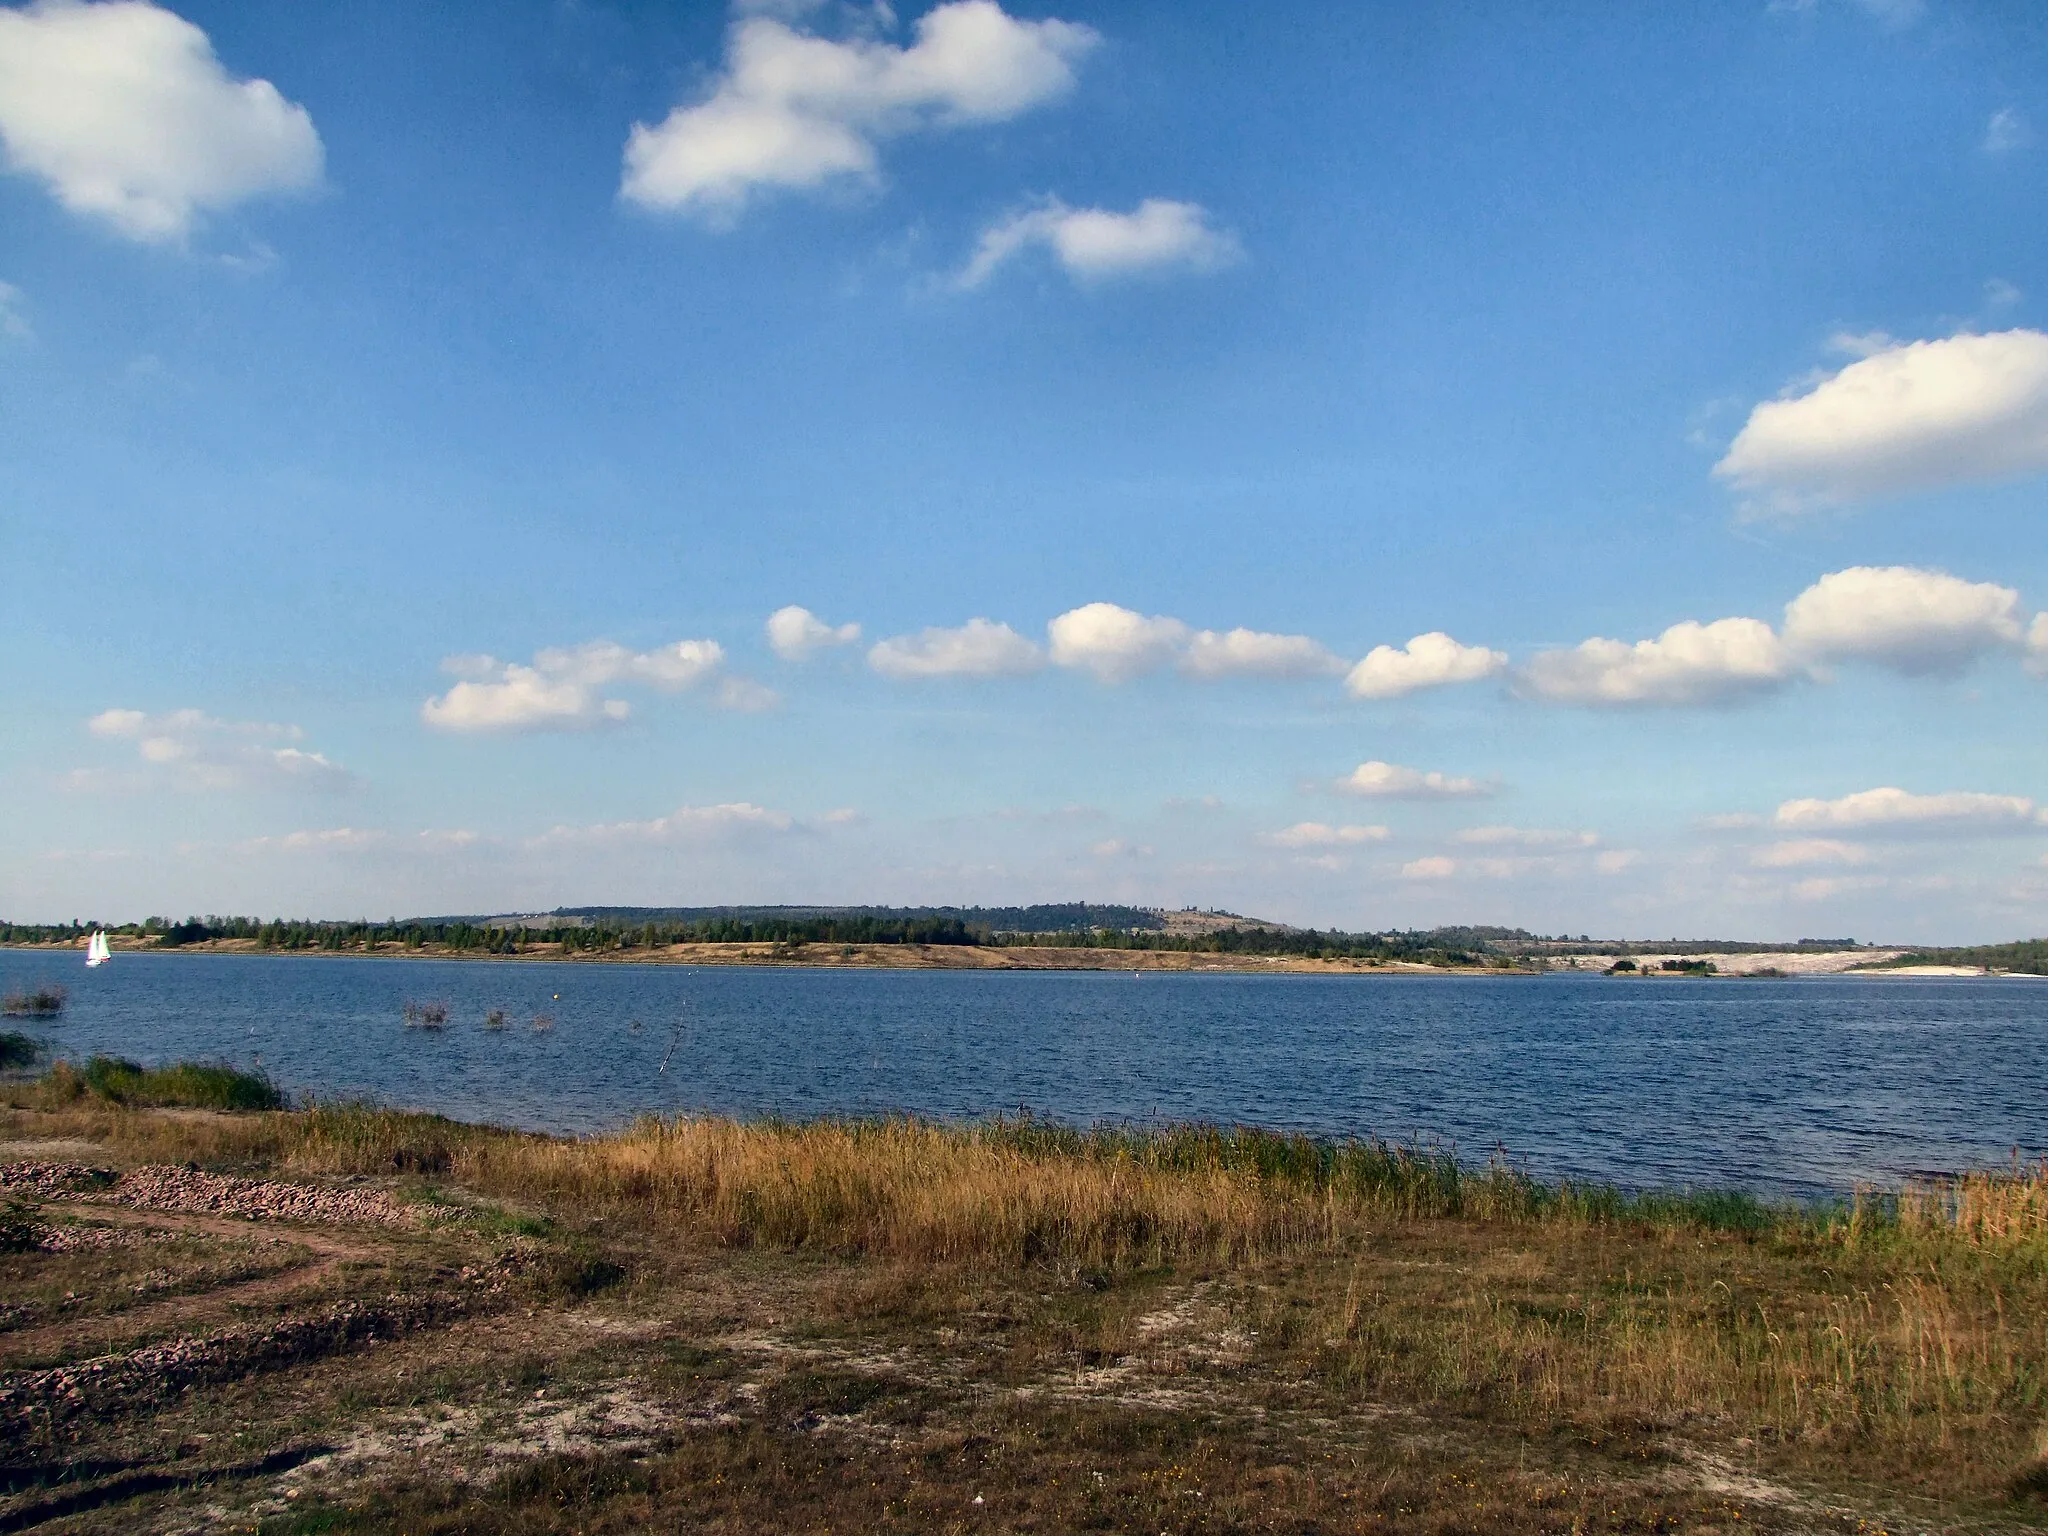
xmin=1882 ymin=939 xmax=2048 ymax=975
xmin=2 ymin=914 xmax=1536 ymax=965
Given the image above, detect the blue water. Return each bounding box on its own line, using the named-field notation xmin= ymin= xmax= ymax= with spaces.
xmin=3 ymin=949 xmax=2044 ymax=1198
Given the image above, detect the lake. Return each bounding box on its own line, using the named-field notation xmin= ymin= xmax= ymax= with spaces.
xmin=3 ymin=949 xmax=2043 ymax=1198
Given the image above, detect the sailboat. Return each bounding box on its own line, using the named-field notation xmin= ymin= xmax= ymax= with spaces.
xmin=85 ymin=930 xmax=111 ymax=967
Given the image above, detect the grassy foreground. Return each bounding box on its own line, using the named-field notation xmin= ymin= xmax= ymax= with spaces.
xmin=2 ymin=1070 xmax=2047 ymax=1532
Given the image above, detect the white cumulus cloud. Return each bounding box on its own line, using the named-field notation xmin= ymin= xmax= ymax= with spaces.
xmin=1345 ymin=632 xmax=1506 ymax=700
xmin=1790 ymin=875 xmax=1888 ymax=902
xmin=715 ymin=675 xmax=783 ymax=712
xmin=1400 ymin=855 xmax=1456 ymax=880
xmin=1089 ymin=837 xmax=1151 ymax=859
xmin=1715 ymin=330 xmax=2048 ymax=508
xmin=767 ymin=604 xmax=861 ymax=661
xmin=1337 ymin=760 xmax=1491 ymax=799
xmin=1047 ymin=602 xmax=1189 ymax=682
xmin=1045 ymin=603 xmax=1340 ymax=682
xmin=959 ymin=197 xmax=1240 ymax=287
xmin=0 ymin=0 xmax=322 ymax=243
xmin=1518 ymin=618 xmax=1792 ymax=707
xmin=1181 ymin=627 xmax=1344 ymax=680
xmin=1773 ymin=787 xmax=2042 ymax=834
xmin=1264 ymin=822 xmax=1388 ymax=848
xmin=1782 ymin=565 xmax=2024 ymax=674
xmin=421 ymin=639 xmax=737 ymax=732
xmin=868 ymin=617 xmax=1043 ymax=679
xmin=620 ymin=0 xmax=1096 ymax=222
xmin=82 ymin=706 xmax=353 ymax=791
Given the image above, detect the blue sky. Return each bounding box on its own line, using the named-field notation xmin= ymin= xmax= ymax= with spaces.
xmin=3 ymin=0 xmax=2047 ymax=940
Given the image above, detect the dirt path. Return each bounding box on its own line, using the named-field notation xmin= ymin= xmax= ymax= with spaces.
xmin=0 ymin=1206 xmax=395 ymax=1366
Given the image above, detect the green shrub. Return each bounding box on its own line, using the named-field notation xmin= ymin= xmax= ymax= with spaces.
xmin=0 ymin=1195 xmax=40 ymax=1253
xmin=78 ymin=1055 xmax=285 ymax=1112
xmin=0 ymin=1031 xmax=37 ymax=1069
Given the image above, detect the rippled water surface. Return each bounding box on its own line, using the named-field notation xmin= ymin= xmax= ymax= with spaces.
xmin=4 ymin=950 xmax=2044 ymax=1197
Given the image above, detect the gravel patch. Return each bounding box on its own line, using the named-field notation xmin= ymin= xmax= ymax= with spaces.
xmin=0 ymin=1162 xmax=115 ymax=1199
xmin=2 ymin=1161 xmax=454 ymax=1227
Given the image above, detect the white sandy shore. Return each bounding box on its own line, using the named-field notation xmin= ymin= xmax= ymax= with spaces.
xmin=1560 ymin=951 xmax=2043 ymax=978
xmin=1557 ymin=950 xmax=1900 ymax=976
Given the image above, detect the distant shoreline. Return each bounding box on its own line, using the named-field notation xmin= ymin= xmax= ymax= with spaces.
xmin=0 ymin=938 xmax=1914 ymax=976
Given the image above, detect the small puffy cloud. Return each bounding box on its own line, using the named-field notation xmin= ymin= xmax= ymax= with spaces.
xmin=715 ymin=675 xmax=783 ymax=712
xmin=959 ymin=197 xmax=1241 ymax=287
xmin=1090 ymin=837 xmax=1151 ymax=859
xmin=1047 ymin=602 xmax=1188 ymax=682
xmin=767 ymin=604 xmax=860 ymax=661
xmin=1264 ymin=822 xmax=1388 ymax=849
xmin=1985 ymin=108 xmax=2031 ymax=155
xmin=621 ymin=0 xmax=1097 ymax=222
xmin=868 ymin=617 xmax=1043 ymax=678
xmin=421 ymin=639 xmax=731 ymax=732
xmin=422 ymin=663 xmax=625 ymax=733
xmin=86 ymin=708 xmax=149 ymax=737
xmin=1337 ymin=760 xmax=1491 ymax=799
xmin=1345 ymin=632 xmax=1506 ymax=700
xmin=1044 ymin=603 xmax=1341 ymax=682
xmin=1791 ymin=875 xmax=1887 ymax=902
xmin=83 ymin=706 xmax=353 ymax=791
xmin=1518 ymin=618 xmax=1792 ymax=707
xmin=1452 ymin=825 xmax=1597 ymax=848
xmin=1594 ymin=849 xmax=1640 ymax=875
xmin=1782 ymin=566 xmax=2023 ymax=674
xmin=1774 ymin=786 xmax=2042 ymax=834
xmin=1181 ymin=627 xmax=1344 ymax=681
xmin=0 ymin=0 xmax=322 ymax=243
xmin=1715 ymin=331 xmax=2048 ymax=507
xmin=536 ymin=639 xmax=725 ymax=689
xmin=535 ymin=801 xmax=798 ymax=846
xmin=1401 ymin=855 xmax=1456 ymax=880
xmin=1986 ymin=278 xmax=2023 ymax=310
xmin=1751 ymin=838 xmax=1872 ymax=868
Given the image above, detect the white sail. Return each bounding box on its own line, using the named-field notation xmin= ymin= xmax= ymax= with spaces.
xmin=86 ymin=930 xmax=109 ymax=966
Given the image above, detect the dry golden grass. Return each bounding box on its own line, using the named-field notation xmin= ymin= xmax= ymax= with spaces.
xmin=11 ymin=1087 xmax=2048 ymax=1508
